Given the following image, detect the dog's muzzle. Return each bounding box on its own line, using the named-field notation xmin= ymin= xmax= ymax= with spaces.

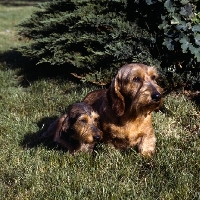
xmin=93 ymin=134 xmax=101 ymax=141
xmin=151 ymin=92 xmax=161 ymax=102
xmin=91 ymin=126 xmax=102 ymax=141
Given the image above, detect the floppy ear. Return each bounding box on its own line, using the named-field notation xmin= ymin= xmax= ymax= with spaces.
xmin=61 ymin=114 xmax=70 ymax=132
xmin=53 ymin=114 xmax=70 ymax=143
xmin=107 ymin=76 xmax=125 ymax=117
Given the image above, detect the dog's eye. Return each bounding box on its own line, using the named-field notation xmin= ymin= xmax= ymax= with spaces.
xmin=151 ymin=75 xmax=156 ymax=80
xmin=94 ymin=118 xmax=99 ymax=123
xmin=133 ymin=77 xmax=141 ymax=82
xmin=80 ymin=118 xmax=87 ymax=123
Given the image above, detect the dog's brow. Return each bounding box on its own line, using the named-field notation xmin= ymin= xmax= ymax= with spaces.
xmin=91 ymin=111 xmax=99 ymax=119
xmin=78 ymin=114 xmax=88 ymax=120
xmin=129 ymin=68 xmax=143 ymax=79
xmin=147 ymin=68 xmax=158 ymax=78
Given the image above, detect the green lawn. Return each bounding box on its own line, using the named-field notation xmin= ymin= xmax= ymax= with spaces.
xmin=0 ymin=2 xmax=199 ymax=199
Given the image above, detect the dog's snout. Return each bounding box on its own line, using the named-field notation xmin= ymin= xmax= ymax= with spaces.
xmin=91 ymin=126 xmax=101 ymax=141
xmin=151 ymin=92 xmax=161 ymax=102
xmin=93 ymin=134 xmax=101 ymax=141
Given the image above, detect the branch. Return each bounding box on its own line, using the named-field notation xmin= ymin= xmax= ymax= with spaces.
xmin=70 ymin=73 xmax=107 ymax=86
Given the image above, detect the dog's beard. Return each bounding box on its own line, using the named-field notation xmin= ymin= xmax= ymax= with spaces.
xmin=130 ymin=96 xmax=160 ymax=116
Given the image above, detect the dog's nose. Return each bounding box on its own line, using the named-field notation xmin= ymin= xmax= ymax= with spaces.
xmin=151 ymin=92 xmax=161 ymax=102
xmin=93 ymin=135 xmax=101 ymax=141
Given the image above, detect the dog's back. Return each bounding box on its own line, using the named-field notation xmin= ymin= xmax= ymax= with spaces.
xmin=84 ymin=89 xmax=107 ymax=113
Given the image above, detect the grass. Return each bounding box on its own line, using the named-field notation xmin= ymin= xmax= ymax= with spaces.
xmin=0 ymin=2 xmax=200 ymax=199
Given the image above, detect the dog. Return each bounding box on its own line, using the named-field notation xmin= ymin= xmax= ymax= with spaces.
xmin=41 ymin=102 xmax=103 ymax=154
xmin=83 ymin=63 xmax=163 ymax=157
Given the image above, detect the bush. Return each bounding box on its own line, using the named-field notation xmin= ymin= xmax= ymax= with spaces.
xmin=17 ymin=0 xmax=200 ymax=89
xmin=133 ymin=0 xmax=200 ymax=90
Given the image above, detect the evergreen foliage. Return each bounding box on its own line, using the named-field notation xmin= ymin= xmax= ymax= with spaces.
xmin=17 ymin=0 xmax=159 ymax=84
xmin=17 ymin=0 xmax=200 ymax=89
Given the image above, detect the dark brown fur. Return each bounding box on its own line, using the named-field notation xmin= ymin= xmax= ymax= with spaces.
xmin=84 ymin=63 xmax=163 ymax=157
xmin=41 ymin=102 xmax=102 ymax=154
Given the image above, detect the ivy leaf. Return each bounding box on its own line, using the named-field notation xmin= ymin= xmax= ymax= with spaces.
xmin=145 ymin=0 xmax=157 ymax=5
xmin=171 ymin=16 xmax=181 ymax=25
xmin=164 ymin=0 xmax=175 ymax=13
xmin=158 ymin=19 xmax=169 ymax=29
xmin=176 ymin=21 xmax=187 ymax=31
xmin=163 ymin=38 xmax=174 ymax=50
xmin=189 ymin=45 xmax=200 ymax=62
xmin=179 ymin=4 xmax=194 ymax=18
xmin=192 ymin=25 xmax=200 ymax=33
xmin=194 ymin=34 xmax=200 ymax=46
xmin=180 ymin=36 xmax=190 ymax=53
xmin=189 ymin=44 xmax=198 ymax=54
xmin=180 ymin=0 xmax=189 ymax=5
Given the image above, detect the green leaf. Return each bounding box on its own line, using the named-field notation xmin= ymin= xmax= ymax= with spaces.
xmin=180 ymin=36 xmax=190 ymax=53
xmin=171 ymin=16 xmax=181 ymax=25
xmin=145 ymin=0 xmax=157 ymax=5
xmin=176 ymin=21 xmax=187 ymax=31
xmin=164 ymin=0 xmax=175 ymax=13
xmin=180 ymin=0 xmax=189 ymax=5
xmin=163 ymin=38 xmax=174 ymax=50
xmin=188 ymin=44 xmax=200 ymax=62
xmin=179 ymin=4 xmax=194 ymax=18
xmin=158 ymin=19 xmax=169 ymax=30
xmin=192 ymin=25 xmax=200 ymax=33
xmin=194 ymin=34 xmax=200 ymax=46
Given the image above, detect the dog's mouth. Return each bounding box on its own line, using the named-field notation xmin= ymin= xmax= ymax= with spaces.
xmin=150 ymin=99 xmax=162 ymax=106
xmin=147 ymin=98 xmax=162 ymax=108
xmin=143 ymin=92 xmax=162 ymax=108
xmin=79 ymin=133 xmax=102 ymax=144
xmin=132 ymin=99 xmax=162 ymax=115
xmin=132 ymin=93 xmax=162 ymax=108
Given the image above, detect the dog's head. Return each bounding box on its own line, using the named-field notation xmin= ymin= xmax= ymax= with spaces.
xmin=62 ymin=102 xmax=103 ymax=143
xmin=107 ymin=63 xmax=163 ymax=117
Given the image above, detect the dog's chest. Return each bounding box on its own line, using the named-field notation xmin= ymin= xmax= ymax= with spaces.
xmin=102 ymin=115 xmax=152 ymax=148
xmin=78 ymin=143 xmax=95 ymax=153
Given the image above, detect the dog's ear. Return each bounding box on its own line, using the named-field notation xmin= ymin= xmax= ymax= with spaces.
xmin=54 ymin=114 xmax=70 ymax=142
xmin=60 ymin=115 xmax=70 ymax=132
xmin=107 ymin=76 xmax=125 ymax=117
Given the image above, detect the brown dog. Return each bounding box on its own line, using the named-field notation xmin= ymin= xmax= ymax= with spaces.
xmin=84 ymin=63 xmax=162 ymax=157
xmin=41 ymin=102 xmax=103 ymax=154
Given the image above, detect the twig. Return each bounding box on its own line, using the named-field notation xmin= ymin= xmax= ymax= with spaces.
xmin=70 ymin=73 xmax=107 ymax=86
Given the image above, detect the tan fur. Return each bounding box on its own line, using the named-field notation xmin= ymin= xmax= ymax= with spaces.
xmin=41 ymin=102 xmax=102 ymax=154
xmin=84 ymin=63 xmax=163 ymax=157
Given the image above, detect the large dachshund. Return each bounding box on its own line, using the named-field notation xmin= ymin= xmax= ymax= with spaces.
xmin=84 ymin=63 xmax=163 ymax=157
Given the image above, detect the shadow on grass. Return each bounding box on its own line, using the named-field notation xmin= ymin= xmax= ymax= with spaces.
xmin=0 ymin=50 xmax=82 ymax=87
xmin=0 ymin=0 xmax=47 ymax=6
xmin=20 ymin=115 xmax=67 ymax=151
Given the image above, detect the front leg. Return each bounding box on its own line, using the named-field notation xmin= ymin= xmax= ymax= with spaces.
xmin=137 ymin=131 xmax=156 ymax=157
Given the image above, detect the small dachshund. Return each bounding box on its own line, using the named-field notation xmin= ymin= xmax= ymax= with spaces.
xmin=41 ymin=102 xmax=103 ymax=154
xmin=84 ymin=63 xmax=163 ymax=157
